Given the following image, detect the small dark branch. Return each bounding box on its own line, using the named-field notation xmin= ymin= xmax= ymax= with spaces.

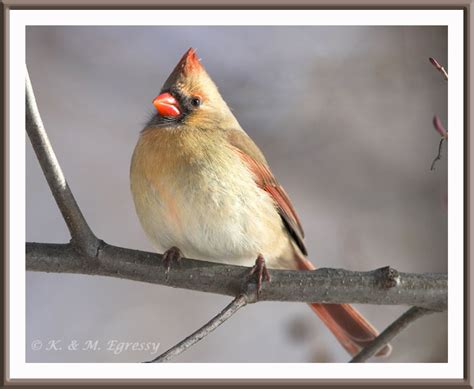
xmin=430 ymin=115 xmax=448 ymax=171
xmin=25 ymin=68 xmax=100 ymax=257
xmin=26 ymin=242 xmax=448 ymax=311
xmin=429 ymin=57 xmax=448 ymax=81
xmin=430 ymin=138 xmax=446 ymax=171
xmin=350 ymin=306 xmax=434 ymax=363
xmin=146 ymin=294 xmax=248 ymax=363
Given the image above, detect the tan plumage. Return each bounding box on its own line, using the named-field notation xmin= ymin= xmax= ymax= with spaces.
xmin=130 ymin=48 xmax=391 ymax=357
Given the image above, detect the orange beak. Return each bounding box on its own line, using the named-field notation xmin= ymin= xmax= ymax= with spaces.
xmin=153 ymin=92 xmax=181 ymax=117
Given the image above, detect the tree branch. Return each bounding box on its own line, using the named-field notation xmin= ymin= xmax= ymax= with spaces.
xmin=26 ymin=242 xmax=447 ymax=311
xmin=430 ymin=136 xmax=446 ymax=171
xmin=25 ymin=67 xmax=100 ymax=257
xmin=350 ymin=306 xmax=434 ymax=363
xmin=146 ymin=294 xmax=249 ymax=363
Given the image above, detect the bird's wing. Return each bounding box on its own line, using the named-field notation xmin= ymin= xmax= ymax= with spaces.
xmin=226 ymin=129 xmax=307 ymax=256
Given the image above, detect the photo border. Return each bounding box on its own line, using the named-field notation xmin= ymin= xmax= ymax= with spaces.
xmin=2 ymin=1 xmax=471 ymax=388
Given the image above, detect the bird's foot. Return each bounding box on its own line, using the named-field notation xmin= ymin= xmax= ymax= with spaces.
xmin=162 ymin=246 xmax=183 ymax=275
xmin=248 ymin=254 xmax=271 ymax=297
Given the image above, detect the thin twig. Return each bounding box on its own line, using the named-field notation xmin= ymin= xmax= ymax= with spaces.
xmin=146 ymin=294 xmax=249 ymax=363
xmin=430 ymin=137 xmax=446 ymax=171
xmin=26 ymin=242 xmax=448 ymax=311
xmin=429 ymin=57 xmax=448 ymax=81
xmin=430 ymin=112 xmax=447 ymax=173
xmin=25 ymin=67 xmax=100 ymax=256
xmin=349 ymin=306 xmax=434 ymax=363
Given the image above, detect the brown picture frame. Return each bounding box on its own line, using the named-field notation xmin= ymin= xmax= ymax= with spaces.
xmin=2 ymin=1 xmax=471 ymax=387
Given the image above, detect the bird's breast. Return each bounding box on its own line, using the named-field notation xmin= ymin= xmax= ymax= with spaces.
xmin=130 ymin=129 xmax=289 ymax=266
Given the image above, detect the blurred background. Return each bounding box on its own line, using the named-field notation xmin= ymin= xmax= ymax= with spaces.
xmin=26 ymin=26 xmax=447 ymax=363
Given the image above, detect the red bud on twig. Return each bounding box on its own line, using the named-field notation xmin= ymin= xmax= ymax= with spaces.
xmin=429 ymin=57 xmax=448 ymax=81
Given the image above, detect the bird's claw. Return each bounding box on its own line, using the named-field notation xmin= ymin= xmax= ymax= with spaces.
xmin=162 ymin=246 xmax=183 ymax=275
xmin=248 ymin=254 xmax=271 ymax=297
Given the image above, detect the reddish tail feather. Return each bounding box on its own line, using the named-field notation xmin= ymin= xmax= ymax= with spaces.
xmin=296 ymin=255 xmax=392 ymax=357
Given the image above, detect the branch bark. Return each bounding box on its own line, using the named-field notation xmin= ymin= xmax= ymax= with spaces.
xmin=26 ymin=242 xmax=447 ymax=311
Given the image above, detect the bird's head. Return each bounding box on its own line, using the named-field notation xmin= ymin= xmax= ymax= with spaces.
xmin=149 ymin=48 xmax=238 ymax=130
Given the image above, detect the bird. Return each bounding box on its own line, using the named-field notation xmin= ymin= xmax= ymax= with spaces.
xmin=130 ymin=48 xmax=391 ymax=358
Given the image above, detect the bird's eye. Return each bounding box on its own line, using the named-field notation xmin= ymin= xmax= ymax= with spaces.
xmin=190 ymin=97 xmax=201 ymax=107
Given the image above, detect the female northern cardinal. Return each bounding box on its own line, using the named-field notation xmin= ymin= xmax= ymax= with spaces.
xmin=130 ymin=48 xmax=391 ymax=358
